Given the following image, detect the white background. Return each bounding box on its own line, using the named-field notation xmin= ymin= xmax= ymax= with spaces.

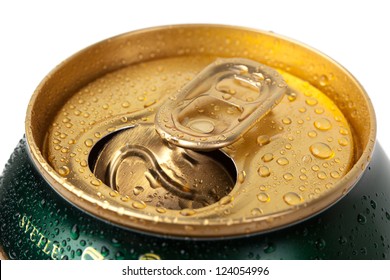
xmin=1 ymin=0 xmax=389 ymax=169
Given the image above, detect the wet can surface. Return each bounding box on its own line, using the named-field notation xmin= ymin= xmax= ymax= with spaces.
xmin=1 ymin=25 xmax=389 ymax=259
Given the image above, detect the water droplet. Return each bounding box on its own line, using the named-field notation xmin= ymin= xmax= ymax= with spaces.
xmin=308 ymin=130 xmax=317 ymax=138
xmin=133 ymin=186 xmax=144 ymax=196
xmin=299 ymin=107 xmax=306 ymax=113
xmin=310 ymin=142 xmax=334 ymax=159
xmin=238 ymin=171 xmax=246 ymax=184
xmin=317 ymin=171 xmax=327 ymax=180
xmin=258 ymin=166 xmax=271 ymax=177
xmin=262 ymin=153 xmax=274 ymax=162
xmin=90 ymin=179 xmax=102 ymax=186
xmin=386 ymin=212 xmax=390 ymax=221
xmin=283 ymin=173 xmax=294 ymax=181
xmin=219 ymin=195 xmax=234 ymax=205
xmin=299 ymin=174 xmax=308 ymax=181
xmin=276 ymin=157 xmax=289 ymax=166
xmin=101 ymin=246 xmax=110 ymax=257
xmin=282 ymin=117 xmax=292 ymax=125
xmin=132 ymin=201 xmax=147 ymax=209
xmin=330 ymin=171 xmax=340 ymax=178
xmin=121 ymin=101 xmax=130 ymax=108
xmin=357 ymin=213 xmax=367 ymax=225
xmin=109 ymin=191 xmax=119 ymax=197
xmin=180 ymin=208 xmax=196 ymax=216
xmin=314 ymin=118 xmax=332 ymax=131
xmin=84 ymin=139 xmax=94 ymax=147
xmin=306 ymin=98 xmax=318 ymax=106
xmin=257 ymin=135 xmax=270 ymax=146
xmin=370 ymin=200 xmax=377 ymax=210
xmin=263 ymin=243 xmax=276 ymax=254
xmin=338 ymin=236 xmax=348 ymax=245
xmin=315 ymin=238 xmax=326 ymax=250
xmin=287 ymin=92 xmax=297 ymax=102
xmin=338 ymin=137 xmax=349 ymax=146
xmin=302 ymin=155 xmax=312 ymax=164
xmin=319 ymin=75 xmax=329 ymax=86
xmin=70 ymin=224 xmax=80 ymax=240
xmin=187 ymin=119 xmax=215 ymax=134
xmin=315 ymin=108 xmax=324 ymax=114
xmin=156 ymin=207 xmax=166 ymax=214
xmin=257 ymin=192 xmax=270 ymax=203
xmin=80 ymin=160 xmax=88 ymax=167
xmin=58 ymin=166 xmax=70 ymax=177
xmin=339 ymin=127 xmax=349 ymax=135
xmin=251 ymin=208 xmax=263 ymax=216
xmin=94 ymin=132 xmax=102 ymax=138
xmin=283 ymin=192 xmax=303 ymax=205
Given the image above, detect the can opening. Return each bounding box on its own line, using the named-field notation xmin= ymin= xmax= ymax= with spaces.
xmin=89 ymin=125 xmax=237 ymax=210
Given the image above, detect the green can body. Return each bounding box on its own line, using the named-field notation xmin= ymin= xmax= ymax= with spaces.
xmin=1 ymin=138 xmax=390 ymax=260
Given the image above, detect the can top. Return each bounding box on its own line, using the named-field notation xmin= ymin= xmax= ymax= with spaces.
xmin=25 ymin=25 xmax=376 ymax=238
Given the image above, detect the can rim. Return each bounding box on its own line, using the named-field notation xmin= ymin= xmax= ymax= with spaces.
xmin=25 ymin=24 xmax=376 ymax=238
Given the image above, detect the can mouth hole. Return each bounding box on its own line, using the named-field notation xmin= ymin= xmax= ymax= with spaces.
xmin=89 ymin=125 xmax=238 ymax=210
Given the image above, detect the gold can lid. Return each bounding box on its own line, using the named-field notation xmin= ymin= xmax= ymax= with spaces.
xmin=26 ymin=25 xmax=376 ymax=238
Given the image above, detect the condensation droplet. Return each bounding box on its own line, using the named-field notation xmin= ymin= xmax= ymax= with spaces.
xmin=287 ymin=92 xmax=297 ymax=102
xmin=283 ymin=192 xmax=303 ymax=206
xmin=283 ymin=173 xmax=294 ymax=181
xmin=251 ymin=208 xmax=263 ymax=216
xmin=282 ymin=117 xmax=292 ymax=125
xmin=314 ymin=118 xmax=332 ymax=131
xmin=339 ymin=127 xmax=349 ymax=135
xmin=258 ymin=166 xmax=271 ymax=177
xmin=94 ymin=132 xmax=102 ymax=138
xmin=302 ymin=155 xmax=312 ymax=164
xmin=308 ymin=130 xmax=317 ymax=138
xmin=299 ymin=107 xmax=306 ymax=113
xmin=133 ymin=186 xmax=144 ymax=196
xmin=317 ymin=171 xmax=327 ymax=180
xmin=276 ymin=157 xmax=289 ymax=166
xmin=330 ymin=171 xmax=340 ymax=178
xmin=262 ymin=153 xmax=274 ymax=162
xmin=310 ymin=142 xmax=334 ymax=159
xmin=315 ymin=108 xmax=324 ymax=114
xmin=357 ymin=213 xmax=367 ymax=225
xmin=84 ymin=139 xmax=94 ymax=147
xmin=122 ymin=101 xmax=130 ymax=108
xmin=257 ymin=192 xmax=270 ymax=203
xmin=319 ymin=75 xmax=329 ymax=86
xmin=238 ymin=171 xmax=246 ymax=184
xmin=90 ymin=179 xmax=102 ymax=186
xmin=215 ymin=194 xmax=233 ymax=207
xmin=58 ymin=166 xmax=70 ymax=177
xmin=180 ymin=208 xmax=196 ymax=216
xmin=257 ymin=135 xmax=270 ymax=146
xmin=305 ymin=98 xmax=318 ymax=106
xmin=132 ymin=201 xmax=147 ymax=209
xmin=156 ymin=207 xmax=167 ymax=214
xmin=338 ymin=137 xmax=349 ymax=146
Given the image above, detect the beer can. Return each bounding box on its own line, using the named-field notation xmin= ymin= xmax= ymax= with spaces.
xmin=1 ymin=24 xmax=389 ymax=260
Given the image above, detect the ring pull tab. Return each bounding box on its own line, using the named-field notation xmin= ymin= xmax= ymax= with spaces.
xmin=155 ymin=58 xmax=288 ymax=151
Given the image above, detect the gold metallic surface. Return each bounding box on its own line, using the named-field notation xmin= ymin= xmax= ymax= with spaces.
xmin=25 ymin=25 xmax=376 ymax=237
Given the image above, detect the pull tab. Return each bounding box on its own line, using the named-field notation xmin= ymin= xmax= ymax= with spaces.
xmin=155 ymin=58 xmax=287 ymax=151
